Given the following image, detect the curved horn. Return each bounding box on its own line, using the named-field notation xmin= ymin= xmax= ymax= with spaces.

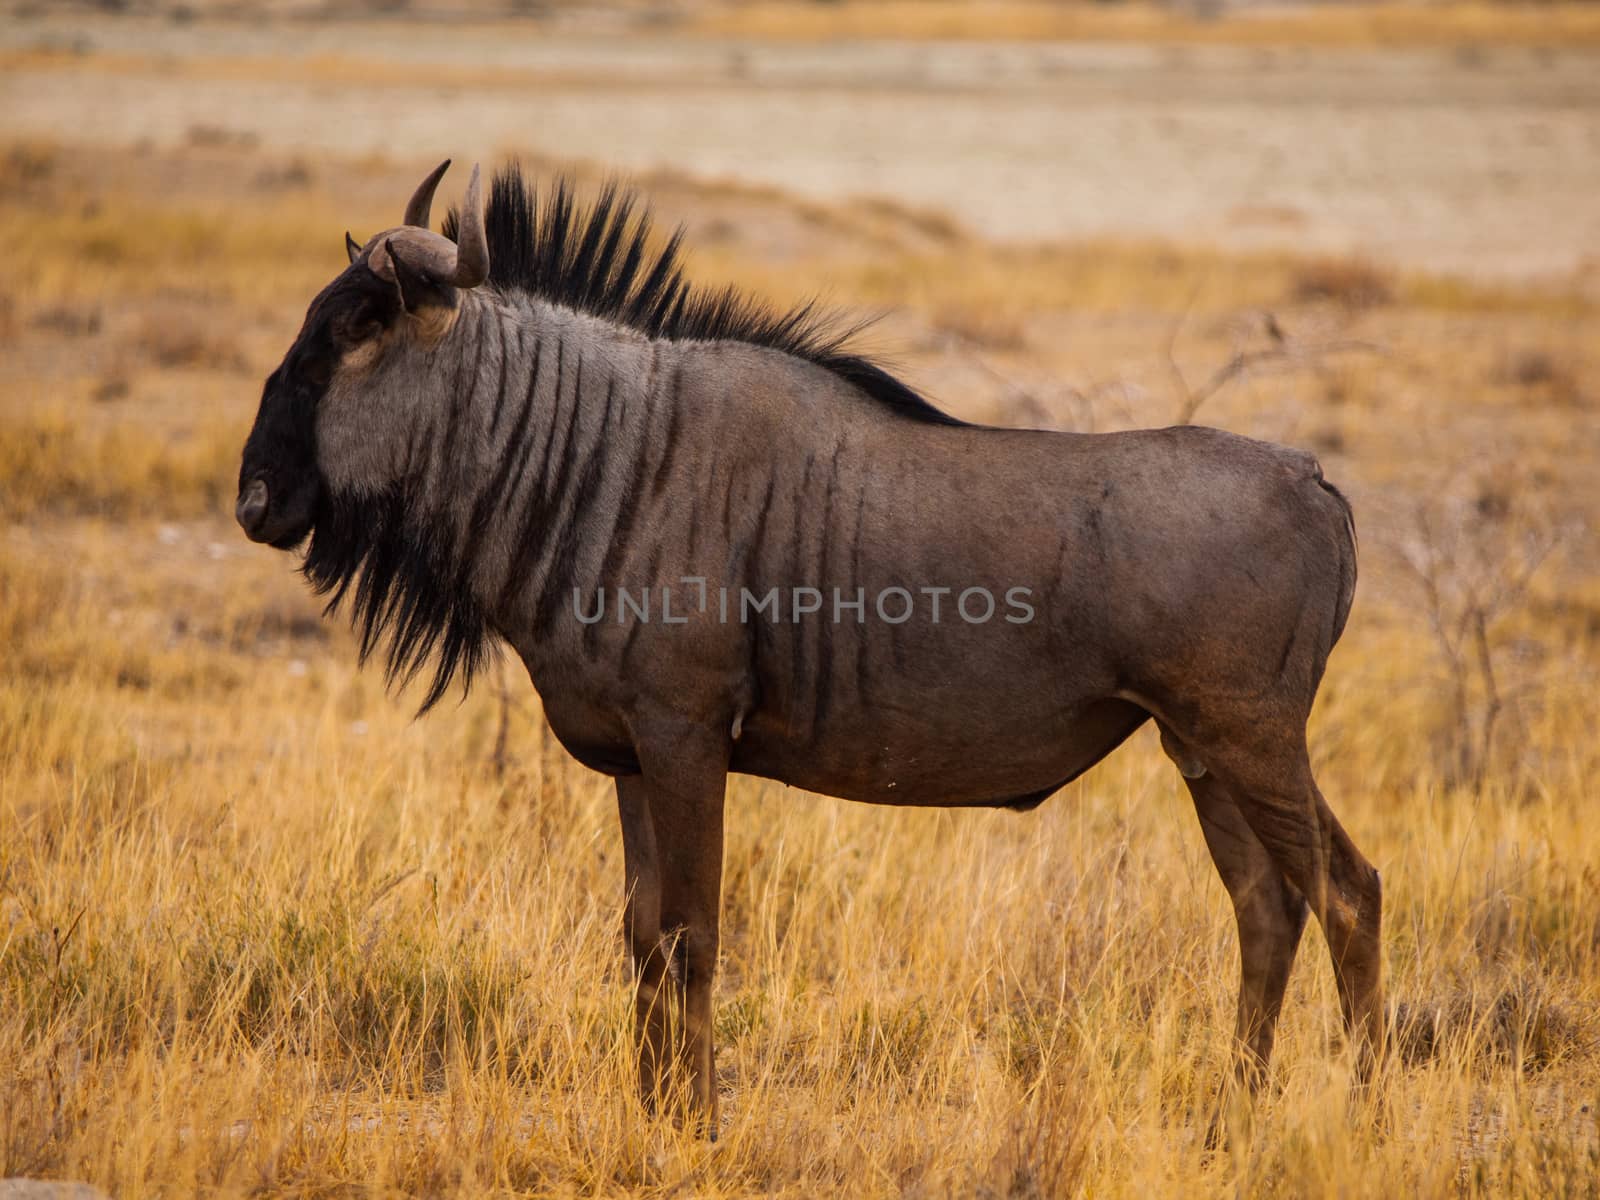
xmin=451 ymin=163 xmax=489 ymax=288
xmin=403 ymin=159 xmax=452 ymax=229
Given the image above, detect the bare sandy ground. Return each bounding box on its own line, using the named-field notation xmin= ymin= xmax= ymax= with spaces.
xmin=5 ymin=15 xmax=1599 ymax=280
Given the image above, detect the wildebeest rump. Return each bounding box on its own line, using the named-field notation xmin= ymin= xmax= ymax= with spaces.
xmin=237 ymin=161 xmax=1383 ymax=1126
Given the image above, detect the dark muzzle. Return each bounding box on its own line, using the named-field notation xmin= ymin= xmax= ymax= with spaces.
xmin=235 ymin=478 xmax=270 ymax=540
xmin=235 ymin=473 xmax=317 ymax=549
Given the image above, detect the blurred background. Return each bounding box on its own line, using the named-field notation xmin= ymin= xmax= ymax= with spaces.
xmin=2 ymin=2 xmax=1598 ymax=1194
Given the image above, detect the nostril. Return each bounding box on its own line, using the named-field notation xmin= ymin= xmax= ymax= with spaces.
xmin=236 ymin=478 xmax=270 ymax=534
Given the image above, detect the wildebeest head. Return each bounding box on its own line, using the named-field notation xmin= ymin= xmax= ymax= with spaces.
xmin=235 ymin=161 xmax=488 ymax=547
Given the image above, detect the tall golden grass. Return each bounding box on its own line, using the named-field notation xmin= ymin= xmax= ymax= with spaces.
xmin=694 ymin=0 xmax=1600 ymax=48
xmin=2 ymin=143 xmax=1597 ymax=1196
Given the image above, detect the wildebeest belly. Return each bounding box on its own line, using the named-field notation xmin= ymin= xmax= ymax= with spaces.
xmin=730 ymin=695 xmax=1148 ymax=808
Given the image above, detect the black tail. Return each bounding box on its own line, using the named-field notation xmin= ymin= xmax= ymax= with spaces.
xmin=1318 ymin=475 xmax=1358 ymax=647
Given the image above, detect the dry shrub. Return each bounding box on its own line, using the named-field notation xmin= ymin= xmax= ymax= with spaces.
xmin=850 ymin=195 xmax=965 ymax=245
xmin=5 ymin=141 xmax=57 ymax=184
xmin=234 ymin=605 xmax=332 ymax=651
xmin=1395 ymin=975 xmax=1594 ymax=1074
xmin=1524 ymin=590 xmax=1600 ymax=646
xmin=185 ymin=124 xmax=259 ymax=150
xmin=933 ymin=302 xmax=1028 ymax=351
xmin=131 ymin=307 xmax=248 ymax=371
xmin=90 ymin=371 xmax=132 ymax=403
xmin=30 ymin=303 xmax=101 ymax=337
xmin=1497 ymin=349 xmax=1589 ymax=408
xmin=1395 ymin=465 xmax=1569 ymax=790
xmin=1291 ymin=258 xmax=1394 ymax=309
xmin=975 ymin=1077 xmax=1093 ymax=1199
xmin=1502 ymin=350 xmax=1563 ymax=387
xmin=0 ymin=552 xmax=74 ymax=662
xmin=1305 ymin=422 xmax=1347 ymax=455
xmin=844 ymin=997 xmax=938 ymax=1087
xmin=254 ymin=158 xmax=315 ymax=190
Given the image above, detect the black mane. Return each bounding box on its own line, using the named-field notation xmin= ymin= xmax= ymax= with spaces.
xmin=304 ymin=168 xmax=963 ymax=716
xmin=443 ymin=165 xmax=965 ymax=427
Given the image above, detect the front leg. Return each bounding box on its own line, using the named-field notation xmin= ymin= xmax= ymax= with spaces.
xmin=614 ymin=727 xmax=728 ymax=1130
xmin=616 ymin=774 xmax=668 ymax=1109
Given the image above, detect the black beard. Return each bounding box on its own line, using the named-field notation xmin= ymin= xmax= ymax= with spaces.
xmin=301 ymin=484 xmax=491 ymax=714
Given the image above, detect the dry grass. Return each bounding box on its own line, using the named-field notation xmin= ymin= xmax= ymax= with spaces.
xmin=5 ymin=532 xmax=1598 ymax=1197
xmin=2 ymin=142 xmax=1599 ymax=1197
xmin=694 ymin=0 xmax=1600 ymax=49
xmin=0 ymin=409 xmax=236 ymax=521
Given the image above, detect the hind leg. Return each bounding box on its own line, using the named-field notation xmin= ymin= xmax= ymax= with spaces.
xmin=1183 ymin=768 xmax=1310 ymax=1087
xmin=1201 ymin=721 xmax=1384 ymax=1083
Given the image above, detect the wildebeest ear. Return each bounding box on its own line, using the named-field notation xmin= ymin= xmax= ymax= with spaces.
xmin=386 ymin=238 xmax=456 ymax=315
xmin=345 ymin=231 xmax=362 ymax=265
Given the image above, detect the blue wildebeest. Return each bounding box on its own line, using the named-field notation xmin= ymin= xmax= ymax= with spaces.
xmin=237 ymin=161 xmax=1382 ymax=1128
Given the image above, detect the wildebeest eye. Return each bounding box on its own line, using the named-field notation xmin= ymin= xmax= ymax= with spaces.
xmin=337 ymin=307 xmax=384 ymax=345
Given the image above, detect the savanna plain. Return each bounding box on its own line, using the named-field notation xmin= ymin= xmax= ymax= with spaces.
xmin=2 ymin=7 xmax=1599 ymax=1196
